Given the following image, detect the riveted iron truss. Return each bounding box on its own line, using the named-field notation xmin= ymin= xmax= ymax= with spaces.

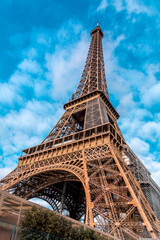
xmin=74 ymin=26 xmax=109 ymax=100
xmin=0 ymin=25 xmax=160 ymax=240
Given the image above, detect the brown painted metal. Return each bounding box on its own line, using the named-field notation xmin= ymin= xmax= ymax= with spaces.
xmin=0 ymin=25 xmax=160 ymax=239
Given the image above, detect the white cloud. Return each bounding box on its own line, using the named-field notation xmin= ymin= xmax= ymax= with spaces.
xmin=25 ymin=48 xmax=37 ymax=59
xmin=103 ymin=33 xmax=127 ymax=97
xmin=18 ymin=59 xmax=42 ymax=74
xmin=97 ymin=0 xmax=108 ymax=11
xmin=113 ymin=0 xmax=124 ymax=12
xmin=125 ymin=0 xmax=149 ymax=14
xmin=45 ymin=32 xmax=89 ymax=100
xmin=140 ymin=121 xmax=160 ymax=142
xmin=0 ymin=99 xmax=63 ymax=165
xmin=128 ymin=137 xmax=150 ymax=155
xmin=10 ymin=71 xmax=32 ymax=87
xmin=94 ymin=0 xmax=151 ymax=15
xmin=0 ymin=83 xmax=15 ymax=104
xmin=113 ymin=0 xmax=151 ymax=14
xmin=0 ymin=167 xmax=13 ymax=180
xmin=37 ymin=33 xmax=51 ymax=46
xmin=117 ymin=93 xmax=135 ymax=115
xmin=0 ymin=102 xmax=63 ymax=178
xmin=57 ymin=21 xmax=83 ymax=42
xmin=0 ymin=47 xmax=50 ymax=107
xmin=0 ymin=154 xmax=19 ymax=170
xmin=142 ymin=82 xmax=160 ymax=107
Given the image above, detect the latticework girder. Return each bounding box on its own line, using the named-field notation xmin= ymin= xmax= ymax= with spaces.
xmin=1 ymin=142 xmax=160 ymax=239
xmin=74 ymin=26 xmax=109 ymax=99
xmin=0 ymin=25 xmax=160 ymax=240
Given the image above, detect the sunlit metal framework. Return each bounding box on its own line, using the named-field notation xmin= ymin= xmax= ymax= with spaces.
xmin=0 ymin=25 xmax=160 ymax=240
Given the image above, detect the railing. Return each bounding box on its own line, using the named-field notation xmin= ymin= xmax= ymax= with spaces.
xmin=21 ymin=123 xmax=124 ymax=157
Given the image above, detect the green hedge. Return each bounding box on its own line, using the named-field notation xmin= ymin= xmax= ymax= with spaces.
xmin=20 ymin=206 xmax=108 ymax=240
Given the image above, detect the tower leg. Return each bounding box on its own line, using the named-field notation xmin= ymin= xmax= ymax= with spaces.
xmin=82 ymin=153 xmax=94 ymax=227
xmin=60 ymin=182 xmax=67 ymax=214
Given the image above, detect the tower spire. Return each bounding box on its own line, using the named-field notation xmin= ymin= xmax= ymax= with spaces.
xmin=74 ymin=25 xmax=109 ymax=100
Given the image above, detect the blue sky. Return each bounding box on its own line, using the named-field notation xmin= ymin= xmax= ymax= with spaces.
xmin=0 ymin=0 xmax=160 ymax=193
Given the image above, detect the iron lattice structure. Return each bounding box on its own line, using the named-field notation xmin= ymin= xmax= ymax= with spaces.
xmin=0 ymin=26 xmax=160 ymax=240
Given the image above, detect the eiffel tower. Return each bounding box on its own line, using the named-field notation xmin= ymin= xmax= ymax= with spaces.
xmin=0 ymin=25 xmax=160 ymax=240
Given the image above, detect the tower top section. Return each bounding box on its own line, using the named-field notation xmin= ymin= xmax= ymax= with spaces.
xmin=91 ymin=25 xmax=104 ymax=38
xmin=72 ymin=25 xmax=109 ymax=100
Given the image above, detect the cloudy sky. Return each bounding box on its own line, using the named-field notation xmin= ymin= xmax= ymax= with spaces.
xmin=0 ymin=0 xmax=160 ymax=199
